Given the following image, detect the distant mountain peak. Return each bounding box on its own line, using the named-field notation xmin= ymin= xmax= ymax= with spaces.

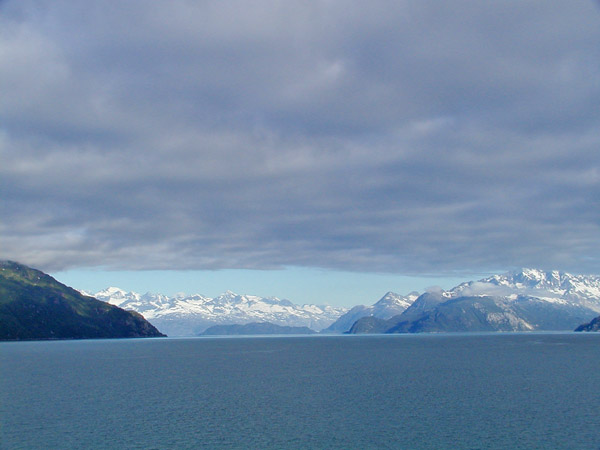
xmin=347 ymin=268 xmax=600 ymax=335
xmin=222 ymin=290 xmax=238 ymax=296
xmin=103 ymin=286 xmax=130 ymax=294
xmin=325 ymin=291 xmax=419 ymax=333
xmin=375 ymin=291 xmax=419 ymax=306
xmin=91 ymin=286 xmax=347 ymax=336
xmin=475 ymin=268 xmax=600 ymax=302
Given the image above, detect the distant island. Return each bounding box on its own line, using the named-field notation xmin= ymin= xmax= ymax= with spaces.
xmin=0 ymin=261 xmax=165 ymax=340
xmin=200 ymin=322 xmax=316 ymax=336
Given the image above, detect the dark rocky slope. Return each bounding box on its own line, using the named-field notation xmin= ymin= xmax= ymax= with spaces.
xmin=0 ymin=261 xmax=165 ymax=340
xmin=575 ymin=316 xmax=600 ymax=332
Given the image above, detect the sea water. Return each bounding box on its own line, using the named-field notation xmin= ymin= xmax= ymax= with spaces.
xmin=1 ymin=333 xmax=599 ymax=450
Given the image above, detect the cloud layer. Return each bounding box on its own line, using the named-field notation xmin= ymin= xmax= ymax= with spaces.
xmin=2 ymin=1 xmax=599 ymax=274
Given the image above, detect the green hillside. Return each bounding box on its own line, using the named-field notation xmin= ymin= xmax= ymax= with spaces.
xmin=0 ymin=260 xmax=165 ymax=340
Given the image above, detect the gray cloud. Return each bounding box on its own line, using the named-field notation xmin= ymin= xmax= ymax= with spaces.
xmin=1 ymin=1 xmax=599 ymax=274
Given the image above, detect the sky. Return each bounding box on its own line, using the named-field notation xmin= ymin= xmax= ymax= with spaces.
xmin=1 ymin=1 xmax=599 ymax=307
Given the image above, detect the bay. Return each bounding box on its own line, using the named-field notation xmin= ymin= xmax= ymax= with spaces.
xmin=1 ymin=333 xmax=599 ymax=449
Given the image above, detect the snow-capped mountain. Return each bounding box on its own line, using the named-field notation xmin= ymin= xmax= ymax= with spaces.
xmin=91 ymin=287 xmax=174 ymax=314
xmin=448 ymin=268 xmax=600 ymax=312
xmin=88 ymin=268 xmax=600 ymax=336
xmin=348 ymin=269 xmax=600 ymax=334
xmin=89 ymin=288 xmax=347 ymax=336
xmin=324 ymin=291 xmax=419 ymax=333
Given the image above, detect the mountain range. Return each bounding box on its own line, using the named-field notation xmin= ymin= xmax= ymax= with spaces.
xmin=5 ymin=261 xmax=598 ymax=339
xmin=89 ymin=287 xmax=347 ymax=336
xmin=349 ymin=269 xmax=600 ymax=334
xmin=88 ymin=268 xmax=600 ymax=335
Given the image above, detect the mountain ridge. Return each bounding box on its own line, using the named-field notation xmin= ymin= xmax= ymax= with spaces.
xmin=89 ymin=287 xmax=347 ymax=336
xmin=85 ymin=267 xmax=600 ymax=336
xmin=348 ymin=268 xmax=600 ymax=334
xmin=575 ymin=315 xmax=600 ymax=332
xmin=324 ymin=291 xmax=419 ymax=333
xmin=0 ymin=261 xmax=165 ymax=340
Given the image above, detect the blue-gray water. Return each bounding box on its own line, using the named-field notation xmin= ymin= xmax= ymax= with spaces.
xmin=1 ymin=333 xmax=599 ymax=450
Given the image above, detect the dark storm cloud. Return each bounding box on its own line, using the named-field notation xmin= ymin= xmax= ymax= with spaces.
xmin=1 ymin=0 xmax=599 ymax=274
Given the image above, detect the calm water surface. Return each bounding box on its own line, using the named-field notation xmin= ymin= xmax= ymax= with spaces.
xmin=1 ymin=333 xmax=599 ymax=450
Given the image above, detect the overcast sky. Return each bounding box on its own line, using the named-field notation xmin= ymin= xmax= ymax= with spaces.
xmin=1 ymin=1 xmax=599 ymax=305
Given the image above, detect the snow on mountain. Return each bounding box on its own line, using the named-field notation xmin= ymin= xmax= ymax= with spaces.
xmin=346 ymin=269 xmax=600 ymax=334
xmin=92 ymin=287 xmax=173 ymax=314
xmin=86 ymin=268 xmax=600 ymax=336
xmin=375 ymin=291 xmax=420 ymax=311
xmin=324 ymin=291 xmax=419 ymax=333
xmin=365 ymin=268 xmax=600 ymax=334
xmin=89 ymin=288 xmax=347 ymax=336
xmin=448 ymin=268 xmax=600 ymax=312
